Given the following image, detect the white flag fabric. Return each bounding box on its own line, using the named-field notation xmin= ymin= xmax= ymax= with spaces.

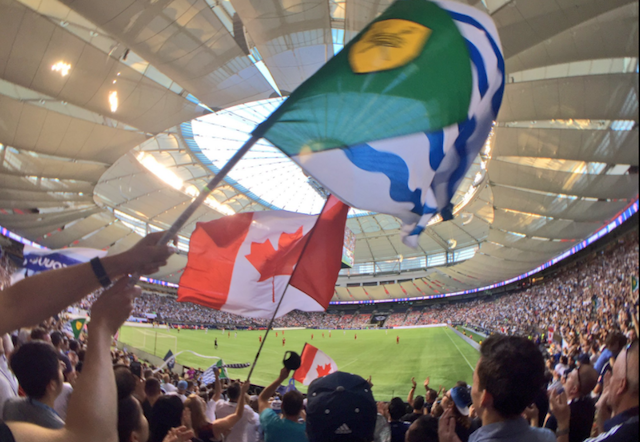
xmin=293 ymin=343 xmax=339 ymax=386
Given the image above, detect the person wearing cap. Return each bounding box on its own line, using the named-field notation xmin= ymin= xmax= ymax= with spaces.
xmin=258 ymin=367 xmax=307 ymax=442
xmin=168 ymin=380 xmax=189 ymax=403
xmin=543 ymin=364 xmax=598 ymax=442
xmin=449 ymin=386 xmax=474 ymax=442
xmin=306 ymin=371 xmax=377 ymax=442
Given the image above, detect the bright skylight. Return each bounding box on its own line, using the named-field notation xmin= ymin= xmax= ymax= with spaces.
xmin=192 ymin=98 xmax=329 ymax=215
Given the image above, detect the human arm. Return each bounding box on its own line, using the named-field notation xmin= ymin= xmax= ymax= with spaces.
xmin=594 ymin=371 xmax=613 ymax=435
xmin=212 ymin=382 xmax=250 ymax=436
xmin=548 ymin=389 xmax=570 ymax=442
xmin=258 ymin=368 xmax=289 ymax=413
xmin=7 ymin=276 xmax=138 ymax=442
xmin=438 ymin=408 xmax=463 ymax=442
xmin=212 ymin=367 xmax=222 ymax=402
xmin=162 ymin=426 xmax=194 ymax=442
xmin=407 ymin=377 xmax=416 ymax=404
xmin=0 ymin=232 xmax=174 ymax=335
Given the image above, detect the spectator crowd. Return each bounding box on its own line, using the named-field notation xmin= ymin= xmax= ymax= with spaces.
xmin=0 ymin=226 xmax=637 ymax=442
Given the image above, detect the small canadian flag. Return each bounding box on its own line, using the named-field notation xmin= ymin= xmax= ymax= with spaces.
xmin=293 ymin=343 xmax=338 ymax=386
xmin=178 ymin=196 xmax=349 ymax=319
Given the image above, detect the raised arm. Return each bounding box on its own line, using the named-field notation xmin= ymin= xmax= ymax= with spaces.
xmin=212 ymin=367 xmax=222 ymax=402
xmin=258 ymin=368 xmax=290 ymax=413
xmin=0 ymin=232 xmax=174 ymax=335
xmin=407 ymin=377 xmax=417 ymax=404
xmin=211 ymin=382 xmax=250 ymax=436
xmin=8 ymin=276 xmax=138 ymax=442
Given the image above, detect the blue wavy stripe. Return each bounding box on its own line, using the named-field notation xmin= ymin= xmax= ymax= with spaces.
xmin=464 ymin=38 xmax=488 ymax=98
xmin=343 ymin=144 xmax=426 ymax=216
xmin=447 ymin=10 xmax=505 ymax=117
xmin=446 ymin=117 xmax=477 ymax=201
xmin=427 ymin=130 xmax=445 ymax=170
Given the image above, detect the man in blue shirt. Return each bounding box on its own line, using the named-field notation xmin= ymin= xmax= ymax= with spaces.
xmin=439 ymin=335 xmax=555 ymax=442
xmin=258 ymin=367 xmax=308 ymax=442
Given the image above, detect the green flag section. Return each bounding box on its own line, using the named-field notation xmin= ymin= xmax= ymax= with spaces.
xmin=216 ymin=359 xmax=229 ymax=380
xmin=254 ymin=0 xmax=472 ymax=154
xmin=69 ymin=318 xmax=86 ymax=339
xmin=632 ymin=275 xmax=638 ymax=293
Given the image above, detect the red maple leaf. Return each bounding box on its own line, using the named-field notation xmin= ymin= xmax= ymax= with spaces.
xmin=316 ymin=363 xmax=332 ymax=378
xmin=245 ymin=227 xmax=308 ymax=300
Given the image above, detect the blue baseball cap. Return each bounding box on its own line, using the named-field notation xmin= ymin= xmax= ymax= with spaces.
xmin=451 ymin=386 xmax=472 ymax=416
xmin=177 ymin=380 xmax=188 ymax=391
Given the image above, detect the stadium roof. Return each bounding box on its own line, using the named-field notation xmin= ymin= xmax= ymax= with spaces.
xmin=0 ymin=0 xmax=637 ymax=302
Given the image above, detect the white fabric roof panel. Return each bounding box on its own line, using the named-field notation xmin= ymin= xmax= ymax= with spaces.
xmin=63 ymin=0 xmax=275 ymax=110
xmin=498 ymin=74 xmax=639 ymax=123
xmin=0 ymin=95 xmax=147 ymax=164
xmin=493 ymin=127 xmax=639 ymax=166
xmin=492 ymin=186 xmax=630 ymax=223
xmin=488 ymin=160 xmax=639 ymax=200
xmin=493 ymin=0 xmax=635 ymax=59
xmin=505 ymin=2 xmax=639 ymax=73
xmin=0 ymin=0 xmax=636 ymax=302
xmin=0 ymin=0 xmax=200 ymax=134
xmin=43 ymin=212 xmax=117 ymax=249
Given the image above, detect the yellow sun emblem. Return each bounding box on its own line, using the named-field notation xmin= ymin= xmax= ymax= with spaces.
xmin=349 ymin=19 xmax=432 ymax=74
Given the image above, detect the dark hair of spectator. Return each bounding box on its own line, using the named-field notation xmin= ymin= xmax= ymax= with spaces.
xmin=389 ymin=397 xmax=406 ymax=421
xmin=114 ymin=365 xmax=137 ymax=400
xmin=10 ymin=341 xmax=61 ymax=399
xmin=227 ymin=382 xmax=241 ymax=401
xmin=282 ymin=390 xmax=304 ymax=417
xmin=413 ymin=395 xmax=425 ymax=410
xmin=605 ymin=331 xmax=627 ymax=354
xmin=406 ymin=415 xmax=439 ymax=442
xmin=431 ymin=403 xmax=444 ymax=418
xmin=145 ymin=377 xmax=162 ymax=397
xmin=50 ymin=331 xmax=64 ymax=347
xmin=426 ymin=389 xmax=438 ymax=402
xmin=477 ymin=335 xmax=546 ymax=418
xmin=68 ymin=339 xmax=80 ymax=353
xmin=118 ymin=395 xmax=144 ymax=442
xmin=30 ymin=327 xmax=48 ymax=341
xmin=149 ymin=395 xmax=183 ymax=442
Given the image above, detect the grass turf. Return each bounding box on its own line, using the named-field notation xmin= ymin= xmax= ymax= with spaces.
xmin=119 ymin=326 xmax=479 ymax=401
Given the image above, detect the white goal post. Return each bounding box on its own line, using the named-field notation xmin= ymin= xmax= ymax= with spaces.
xmin=132 ymin=329 xmax=178 ymax=356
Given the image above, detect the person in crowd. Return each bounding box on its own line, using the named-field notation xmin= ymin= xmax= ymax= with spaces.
xmin=0 ymin=231 xmax=174 ymax=442
xmin=49 ymin=332 xmax=72 ymax=378
xmin=401 ymin=394 xmax=425 ymax=423
xmin=3 ymin=341 xmax=65 ymax=429
xmin=0 ymin=334 xmax=18 ymax=419
xmin=29 ymin=328 xmax=50 ymax=343
xmin=306 ymin=371 xmax=377 ymax=442
xmin=143 ymin=378 xmax=164 ymax=421
xmin=449 ymin=386 xmax=474 ymax=442
xmin=387 ymin=397 xmax=410 ymax=442
xmin=550 ymin=339 xmax=638 ymax=442
xmin=162 ymin=374 xmax=178 ymax=394
xmin=440 ymin=335 xmax=556 ymax=442
xmin=544 ymin=364 xmax=598 ymax=442
xmin=148 ymin=395 xmax=186 ymax=442
xmin=167 ymin=380 xmax=189 ymax=403
xmin=405 ymin=415 xmax=439 ymax=442
xmin=215 ymin=380 xmax=259 ymax=442
xmin=258 ymin=367 xmax=307 ymax=442
xmin=184 ymin=381 xmax=249 ymax=441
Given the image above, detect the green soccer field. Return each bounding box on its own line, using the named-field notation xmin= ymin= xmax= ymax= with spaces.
xmin=118 ymin=326 xmax=479 ymax=401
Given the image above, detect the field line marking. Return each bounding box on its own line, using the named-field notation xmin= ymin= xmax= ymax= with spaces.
xmin=340 ymin=359 xmax=358 ymax=370
xmin=444 ymin=327 xmax=475 ymax=372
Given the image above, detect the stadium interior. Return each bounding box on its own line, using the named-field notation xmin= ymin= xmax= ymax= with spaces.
xmin=0 ymin=0 xmax=638 ymax=441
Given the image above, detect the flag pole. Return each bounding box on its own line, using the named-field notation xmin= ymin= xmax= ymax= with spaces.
xmin=245 ymin=196 xmax=335 ymax=382
xmin=129 ymin=135 xmax=260 ymax=283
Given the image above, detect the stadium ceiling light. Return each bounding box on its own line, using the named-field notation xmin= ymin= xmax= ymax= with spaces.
xmin=51 ymin=61 xmax=71 ymax=76
xmin=108 ymin=91 xmax=118 ymax=112
xmin=137 ymin=152 xmax=184 ymax=190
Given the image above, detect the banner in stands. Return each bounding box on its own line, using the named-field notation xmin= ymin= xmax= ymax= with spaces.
xmin=12 ymin=245 xmax=107 ymax=283
xmin=370 ymin=314 xmax=388 ymax=326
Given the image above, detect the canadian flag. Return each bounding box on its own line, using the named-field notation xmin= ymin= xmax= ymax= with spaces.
xmin=293 ymin=343 xmax=338 ymax=386
xmin=177 ymin=196 xmax=349 ymax=318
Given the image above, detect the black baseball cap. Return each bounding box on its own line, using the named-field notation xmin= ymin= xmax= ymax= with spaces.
xmin=306 ymin=372 xmax=377 ymax=442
